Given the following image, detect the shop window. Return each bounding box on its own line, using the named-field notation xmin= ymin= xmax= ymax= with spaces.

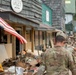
xmin=3 ymin=34 xmax=7 ymax=43
xmin=0 ymin=29 xmax=6 ymax=43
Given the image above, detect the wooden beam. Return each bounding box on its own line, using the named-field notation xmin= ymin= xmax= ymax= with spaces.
xmin=7 ymin=34 xmax=10 ymax=43
xmin=12 ymin=23 xmax=16 ymax=58
xmin=23 ymin=26 xmax=26 ymax=50
xmin=31 ymin=28 xmax=34 ymax=52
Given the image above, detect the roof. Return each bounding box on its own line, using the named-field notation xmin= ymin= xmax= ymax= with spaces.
xmin=0 ymin=10 xmax=39 ymax=27
xmin=35 ymin=23 xmax=55 ymax=31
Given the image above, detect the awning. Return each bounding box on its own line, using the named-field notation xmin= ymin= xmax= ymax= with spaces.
xmin=54 ymin=29 xmax=62 ymax=32
xmin=40 ymin=23 xmax=51 ymax=28
xmin=0 ymin=11 xmax=39 ymax=27
xmin=35 ymin=23 xmax=55 ymax=31
xmin=0 ymin=17 xmax=27 ymax=44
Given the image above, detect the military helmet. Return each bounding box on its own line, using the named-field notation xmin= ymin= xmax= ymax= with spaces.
xmin=56 ymin=31 xmax=67 ymax=39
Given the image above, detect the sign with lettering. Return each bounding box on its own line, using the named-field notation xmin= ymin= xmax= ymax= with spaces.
xmin=11 ymin=0 xmax=23 ymax=13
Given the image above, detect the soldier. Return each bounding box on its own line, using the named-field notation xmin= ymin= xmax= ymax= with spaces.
xmin=39 ymin=31 xmax=76 ymax=75
xmin=72 ymin=42 xmax=76 ymax=70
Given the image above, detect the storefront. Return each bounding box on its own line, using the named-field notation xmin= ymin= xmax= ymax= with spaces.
xmin=0 ymin=0 xmax=55 ymax=59
xmin=0 ymin=11 xmax=39 ymax=58
xmin=34 ymin=23 xmax=54 ymax=52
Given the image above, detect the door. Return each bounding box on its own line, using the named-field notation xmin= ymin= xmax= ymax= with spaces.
xmin=16 ymin=30 xmax=21 ymax=55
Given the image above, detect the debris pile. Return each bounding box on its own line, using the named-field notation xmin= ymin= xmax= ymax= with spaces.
xmin=0 ymin=52 xmax=45 ymax=75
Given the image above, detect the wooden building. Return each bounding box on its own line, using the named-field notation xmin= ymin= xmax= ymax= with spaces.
xmin=42 ymin=0 xmax=65 ymax=31
xmin=0 ymin=0 xmax=54 ymax=58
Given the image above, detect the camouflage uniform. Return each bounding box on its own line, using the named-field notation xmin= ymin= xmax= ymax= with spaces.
xmin=72 ymin=50 xmax=76 ymax=66
xmin=65 ymin=44 xmax=74 ymax=55
xmin=41 ymin=46 xmax=76 ymax=75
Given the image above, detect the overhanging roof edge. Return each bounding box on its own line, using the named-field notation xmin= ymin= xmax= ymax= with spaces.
xmin=0 ymin=11 xmax=39 ymax=27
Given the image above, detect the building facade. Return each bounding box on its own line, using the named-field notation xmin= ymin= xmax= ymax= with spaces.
xmin=0 ymin=0 xmax=54 ymax=58
xmin=0 ymin=0 xmax=40 ymax=58
xmin=42 ymin=0 xmax=65 ymax=31
xmin=65 ymin=0 xmax=76 ymax=34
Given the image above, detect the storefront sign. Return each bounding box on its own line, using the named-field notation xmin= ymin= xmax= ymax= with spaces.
xmin=11 ymin=0 xmax=23 ymax=13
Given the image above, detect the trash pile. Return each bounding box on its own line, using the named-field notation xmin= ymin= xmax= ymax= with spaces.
xmin=0 ymin=52 xmax=45 ymax=75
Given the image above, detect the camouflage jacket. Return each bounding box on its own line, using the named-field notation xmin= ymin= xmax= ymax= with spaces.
xmin=40 ymin=46 xmax=76 ymax=75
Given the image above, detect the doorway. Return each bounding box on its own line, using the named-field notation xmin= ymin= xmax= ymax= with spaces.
xmin=16 ymin=30 xmax=21 ymax=55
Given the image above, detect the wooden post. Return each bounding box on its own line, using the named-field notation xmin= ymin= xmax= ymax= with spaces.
xmin=12 ymin=23 xmax=16 ymax=58
xmin=31 ymin=28 xmax=34 ymax=52
xmin=23 ymin=26 xmax=26 ymax=50
xmin=12 ymin=35 xmax=16 ymax=58
xmin=7 ymin=34 xmax=10 ymax=43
